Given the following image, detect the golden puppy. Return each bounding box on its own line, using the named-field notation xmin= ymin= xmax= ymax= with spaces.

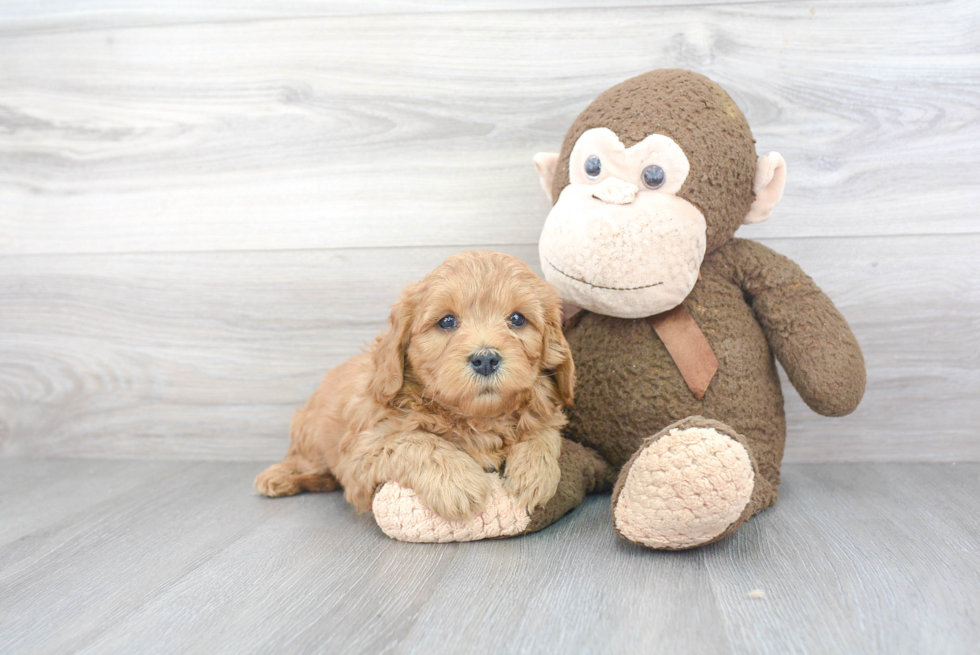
xmin=254 ymin=250 xmax=573 ymax=521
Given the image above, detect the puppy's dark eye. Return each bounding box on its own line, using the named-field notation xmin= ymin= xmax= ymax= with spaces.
xmin=642 ymin=164 xmax=666 ymax=189
xmin=508 ymin=312 xmax=526 ymax=328
xmin=438 ymin=314 xmax=458 ymax=330
xmin=584 ymin=155 xmax=602 ymax=179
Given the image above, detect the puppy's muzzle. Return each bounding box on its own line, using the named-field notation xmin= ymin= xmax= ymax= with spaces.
xmin=469 ymin=349 xmax=501 ymax=377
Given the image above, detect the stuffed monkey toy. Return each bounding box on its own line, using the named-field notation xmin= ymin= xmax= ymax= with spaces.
xmin=373 ymin=69 xmax=866 ymax=549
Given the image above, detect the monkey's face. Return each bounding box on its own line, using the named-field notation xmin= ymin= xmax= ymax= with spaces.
xmin=538 ymin=128 xmax=706 ymax=319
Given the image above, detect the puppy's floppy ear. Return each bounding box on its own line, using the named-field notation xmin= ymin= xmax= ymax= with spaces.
xmin=369 ymin=283 xmax=417 ymax=405
xmin=540 ymin=287 xmax=575 ymax=406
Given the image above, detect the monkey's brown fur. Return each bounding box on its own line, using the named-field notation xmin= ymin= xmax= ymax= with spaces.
xmin=525 ymin=69 xmax=866 ymax=545
xmin=255 ymin=250 xmax=573 ymax=522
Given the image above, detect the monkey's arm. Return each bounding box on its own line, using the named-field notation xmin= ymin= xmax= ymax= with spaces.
xmin=717 ymin=238 xmax=866 ymax=417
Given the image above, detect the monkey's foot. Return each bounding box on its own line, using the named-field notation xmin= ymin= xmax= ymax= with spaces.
xmin=373 ymin=475 xmax=530 ymax=543
xmin=611 ymin=417 xmax=756 ymax=550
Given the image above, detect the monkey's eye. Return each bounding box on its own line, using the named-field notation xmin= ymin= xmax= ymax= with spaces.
xmin=438 ymin=314 xmax=458 ymax=330
xmin=584 ymin=155 xmax=602 ymax=179
xmin=508 ymin=312 xmax=526 ymax=328
xmin=641 ymin=165 xmax=666 ymax=189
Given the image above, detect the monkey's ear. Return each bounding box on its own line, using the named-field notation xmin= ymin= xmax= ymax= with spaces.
xmin=368 ymin=285 xmax=416 ymax=405
xmin=533 ymin=152 xmax=560 ymax=204
xmin=744 ymin=152 xmax=787 ymax=225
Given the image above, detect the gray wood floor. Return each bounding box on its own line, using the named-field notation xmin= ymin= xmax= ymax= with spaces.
xmin=1 ymin=460 xmax=977 ymax=654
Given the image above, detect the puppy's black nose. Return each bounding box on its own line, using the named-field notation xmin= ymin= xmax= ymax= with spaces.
xmin=469 ymin=349 xmax=501 ymax=377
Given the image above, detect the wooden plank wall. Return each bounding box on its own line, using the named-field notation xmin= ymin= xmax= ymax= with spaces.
xmin=1 ymin=0 xmax=977 ymax=462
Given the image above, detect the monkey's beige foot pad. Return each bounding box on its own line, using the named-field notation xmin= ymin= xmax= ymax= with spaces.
xmin=373 ymin=476 xmax=530 ymax=543
xmin=612 ymin=425 xmax=754 ymax=550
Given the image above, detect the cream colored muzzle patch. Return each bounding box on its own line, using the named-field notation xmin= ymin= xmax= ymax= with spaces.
xmin=613 ymin=426 xmax=754 ymax=549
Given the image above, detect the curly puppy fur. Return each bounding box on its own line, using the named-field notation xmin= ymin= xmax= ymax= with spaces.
xmin=254 ymin=250 xmax=574 ymax=521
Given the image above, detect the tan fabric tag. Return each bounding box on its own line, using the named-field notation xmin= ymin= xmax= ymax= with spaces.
xmin=649 ymin=305 xmax=718 ymax=400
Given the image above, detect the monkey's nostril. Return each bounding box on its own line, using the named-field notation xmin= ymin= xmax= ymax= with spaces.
xmin=469 ymin=349 xmax=501 ymax=377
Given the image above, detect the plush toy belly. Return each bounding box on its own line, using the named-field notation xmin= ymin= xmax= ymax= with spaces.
xmin=562 ymin=263 xmax=787 ymax=486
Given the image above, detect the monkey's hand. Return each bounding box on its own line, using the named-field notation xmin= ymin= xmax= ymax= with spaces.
xmin=373 ymin=475 xmax=530 ymax=543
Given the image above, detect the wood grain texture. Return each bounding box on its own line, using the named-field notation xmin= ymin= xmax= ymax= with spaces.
xmin=1 ymin=235 xmax=977 ymax=462
xmin=0 ymin=0 xmax=777 ymax=31
xmin=1 ymin=1 xmax=977 ymax=463
xmin=0 ymin=462 xmax=285 ymax=653
xmin=705 ymin=464 xmax=980 ymax=654
xmin=0 ymin=460 xmax=977 ymax=654
xmin=0 ymin=458 xmax=183 ymax=545
xmin=1 ymin=0 xmax=978 ymax=255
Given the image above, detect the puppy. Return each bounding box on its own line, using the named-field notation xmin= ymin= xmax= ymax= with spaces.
xmin=254 ymin=250 xmax=574 ymax=521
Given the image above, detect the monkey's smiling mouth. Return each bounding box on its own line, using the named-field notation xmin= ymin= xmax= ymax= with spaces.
xmin=544 ymin=258 xmax=663 ymax=291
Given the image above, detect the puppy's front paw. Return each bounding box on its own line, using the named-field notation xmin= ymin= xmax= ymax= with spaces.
xmin=504 ymin=451 xmax=561 ymax=512
xmin=414 ymin=456 xmax=493 ymax=521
